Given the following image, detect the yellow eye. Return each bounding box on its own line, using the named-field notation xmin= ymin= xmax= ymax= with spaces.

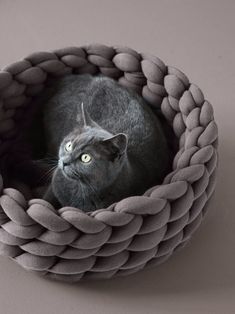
xmin=65 ymin=141 xmax=72 ymax=152
xmin=80 ymin=153 xmax=92 ymax=163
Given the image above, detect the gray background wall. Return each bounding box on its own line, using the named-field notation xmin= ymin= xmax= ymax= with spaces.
xmin=0 ymin=0 xmax=234 ymax=313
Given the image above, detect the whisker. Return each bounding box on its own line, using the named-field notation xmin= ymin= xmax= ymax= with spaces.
xmin=34 ymin=157 xmax=58 ymax=167
xmin=79 ymin=181 xmax=85 ymax=210
xmin=82 ymin=174 xmax=102 ymax=203
xmin=37 ymin=165 xmax=57 ymax=185
xmin=66 ymin=168 xmax=101 ymax=209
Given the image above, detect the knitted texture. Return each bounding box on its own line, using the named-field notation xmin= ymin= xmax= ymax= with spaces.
xmin=0 ymin=44 xmax=218 ymax=282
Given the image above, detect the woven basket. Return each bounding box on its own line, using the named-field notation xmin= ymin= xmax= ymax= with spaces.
xmin=0 ymin=44 xmax=218 ymax=282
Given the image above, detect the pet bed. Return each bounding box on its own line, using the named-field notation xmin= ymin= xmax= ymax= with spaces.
xmin=0 ymin=44 xmax=218 ymax=282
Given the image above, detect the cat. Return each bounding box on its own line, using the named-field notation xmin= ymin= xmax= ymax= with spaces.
xmin=42 ymin=74 xmax=170 ymax=212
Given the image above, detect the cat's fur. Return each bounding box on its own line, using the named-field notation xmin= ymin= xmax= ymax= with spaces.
xmin=42 ymin=74 xmax=170 ymax=212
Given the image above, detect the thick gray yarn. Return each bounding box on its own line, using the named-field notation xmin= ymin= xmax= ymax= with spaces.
xmin=0 ymin=44 xmax=218 ymax=282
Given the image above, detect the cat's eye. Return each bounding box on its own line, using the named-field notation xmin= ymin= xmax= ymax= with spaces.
xmin=65 ymin=141 xmax=72 ymax=152
xmin=80 ymin=153 xmax=92 ymax=163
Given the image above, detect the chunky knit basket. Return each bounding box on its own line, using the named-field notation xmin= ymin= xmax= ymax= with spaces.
xmin=0 ymin=44 xmax=218 ymax=282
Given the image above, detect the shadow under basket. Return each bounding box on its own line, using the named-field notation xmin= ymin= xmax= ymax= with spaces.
xmin=0 ymin=44 xmax=218 ymax=282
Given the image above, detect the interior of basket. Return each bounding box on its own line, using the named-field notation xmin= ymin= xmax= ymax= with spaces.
xmin=0 ymin=69 xmax=177 ymax=209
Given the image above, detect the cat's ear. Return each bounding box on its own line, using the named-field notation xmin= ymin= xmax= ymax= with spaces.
xmin=78 ymin=102 xmax=102 ymax=129
xmin=102 ymin=133 xmax=128 ymax=155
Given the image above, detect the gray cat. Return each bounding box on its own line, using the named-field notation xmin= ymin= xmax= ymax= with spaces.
xmin=42 ymin=74 xmax=170 ymax=212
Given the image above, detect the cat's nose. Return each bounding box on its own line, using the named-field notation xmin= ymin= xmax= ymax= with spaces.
xmin=59 ymin=159 xmax=71 ymax=169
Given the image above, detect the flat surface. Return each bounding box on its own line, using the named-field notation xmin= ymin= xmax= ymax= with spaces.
xmin=0 ymin=0 xmax=234 ymax=313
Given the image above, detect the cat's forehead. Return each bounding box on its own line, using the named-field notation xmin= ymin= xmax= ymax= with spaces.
xmin=67 ymin=127 xmax=110 ymax=145
xmin=73 ymin=133 xmax=96 ymax=149
xmin=65 ymin=134 xmax=107 ymax=159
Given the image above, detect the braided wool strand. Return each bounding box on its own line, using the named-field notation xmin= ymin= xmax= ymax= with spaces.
xmin=0 ymin=44 xmax=218 ymax=282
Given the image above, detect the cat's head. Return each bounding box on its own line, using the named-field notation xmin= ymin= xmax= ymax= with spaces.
xmin=56 ymin=103 xmax=128 ymax=189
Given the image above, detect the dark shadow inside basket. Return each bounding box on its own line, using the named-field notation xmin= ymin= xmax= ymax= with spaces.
xmin=0 ymin=71 xmax=178 ymax=207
